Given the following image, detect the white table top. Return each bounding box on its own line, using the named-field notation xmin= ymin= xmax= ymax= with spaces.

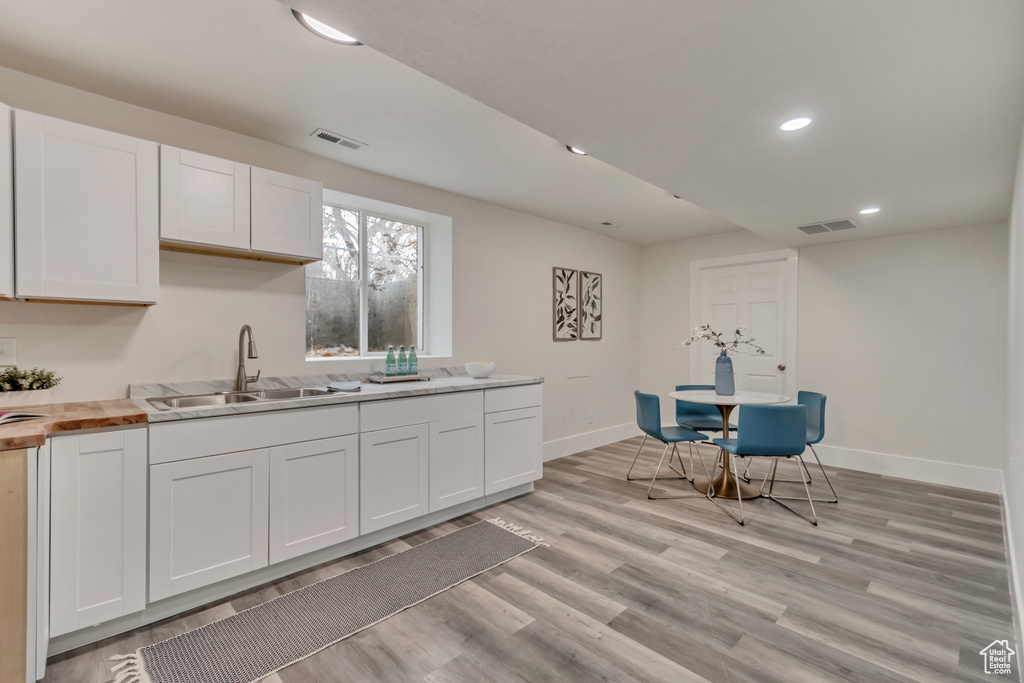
xmin=667 ymin=390 xmax=789 ymax=406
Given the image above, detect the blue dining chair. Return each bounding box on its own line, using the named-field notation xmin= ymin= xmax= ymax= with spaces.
xmin=628 ymin=391 xmax=712 ymax=499
xmin=711 ymin=404 xmax=817 ymax=525
xmin=675 ymin=384 xmax=731 ymax=433
xmin=796 ymin=390 xmax=838 ymax=503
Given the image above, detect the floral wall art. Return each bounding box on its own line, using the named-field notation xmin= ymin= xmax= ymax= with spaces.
xmin=552 ymin=267 xmax=603 ymax=341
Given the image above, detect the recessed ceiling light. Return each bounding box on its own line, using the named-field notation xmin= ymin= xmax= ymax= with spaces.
xmin=780 ymin=117 xmax=812 ymax=131
xmin=292 ymin=10 xmax=362 ymax=45
xmin=859 ymin=207 xmax=881 ymax=214
xmin=566 ymin=145 xmax=588 ymax=156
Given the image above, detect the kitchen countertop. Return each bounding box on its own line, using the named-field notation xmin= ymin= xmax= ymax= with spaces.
xmin=0 ymin=399 xmax=148 ymax=450
xmin=131 ymin=368 xmax=544 ymax=423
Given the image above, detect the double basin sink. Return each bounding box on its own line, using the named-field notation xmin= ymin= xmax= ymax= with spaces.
xmin=148 ymin=387 xmax=334 ymax=411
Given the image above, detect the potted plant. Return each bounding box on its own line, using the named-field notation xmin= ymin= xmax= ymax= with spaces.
xmin=684 ymin=325 xmax=765 ymax=396
xmin=0 ymin=366 xmax=62 ymax=407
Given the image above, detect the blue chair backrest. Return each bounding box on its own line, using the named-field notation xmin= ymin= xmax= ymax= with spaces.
xmin=735 ymin=404 xmax=807 ymax=456
xmin=634 ymin=391 xmax=664 ymax=440
xmin=798 ymin=391 xmax=826 ymax=445
xmin=674 ymin=385 xmax=720 ymax=424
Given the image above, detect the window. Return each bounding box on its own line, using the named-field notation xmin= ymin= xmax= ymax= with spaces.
xmin=306 ymin=205 xmax=423 ymax=357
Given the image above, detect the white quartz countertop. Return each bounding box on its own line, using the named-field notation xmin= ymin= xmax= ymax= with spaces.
xmin=130 ymin=369 xmax=543 ymax=422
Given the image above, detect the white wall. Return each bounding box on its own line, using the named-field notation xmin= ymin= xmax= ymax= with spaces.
xmin=639 ymin=222 xmax=1009 ymax=492
xmin=0 ymin=66 xmax=641 ymax=446
xmin=1003 ymin=112 xmax=1024 ymax=649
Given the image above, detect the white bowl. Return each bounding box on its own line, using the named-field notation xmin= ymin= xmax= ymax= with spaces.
xmin=465 ymin=362 xmax=495 ymax=379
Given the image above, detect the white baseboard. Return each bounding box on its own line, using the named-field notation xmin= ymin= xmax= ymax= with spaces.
xmin=814 ymin=443 xmax=1003 ymax=494
xmin=544 ymin=422 xmax=641 ymax=462
xmin=1002 ymin=478 xmax=1024 ymax=654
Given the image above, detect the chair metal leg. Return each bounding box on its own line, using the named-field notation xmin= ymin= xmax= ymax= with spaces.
xmin=705 ymin=450 xmax=746 ymax=525
xmin=762 ymin=445 xmax=838 ymax=504
xmin=625 ymin=434 xmax=648 ymax=481
xmin=647 ymin=443 xmax=699 ymax=499
xmin=743 ymin=455 xmax=811 ymax=485
xmin=764 ymin=455 xmax=818 ymax=525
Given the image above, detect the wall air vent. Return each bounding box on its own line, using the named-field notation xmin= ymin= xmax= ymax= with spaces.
xmin=310 ymin=128 xmax=367 ymax=151
xmin=796 ymin=217 xmax=859 ymax=235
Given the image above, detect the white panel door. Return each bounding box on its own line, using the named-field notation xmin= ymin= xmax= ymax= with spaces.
xmin=699 ymin=259 xmax=792 ymax=395
xmin=359 ymin=424 xmax=428 ymax=534
xmin=269 ymin=435 xmax=359 ymax=565
xmin=14 ymin=110 xmax=159 ymax=303
xmin=429 ymin=415 xmax=484 ymax=512
xmin=484 ymin=406 xmax=543 ymax=495
xmin=0 ymin=102 xmax=12 ymax=299
xmin=150 ymin=449 xmax=269 ymax=602
xmin=49 ymin=429 xmax=147 ymax=637
xmin=160 ymin=146 xmax=250 ymax=250
xmin=250 ymin=167 xmax=322 ymax=260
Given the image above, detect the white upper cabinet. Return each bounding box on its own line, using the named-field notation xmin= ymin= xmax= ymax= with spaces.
xmin=0 ymin=102 xmax=12 ymax=299
xmin=251 ymin=167 xmax=323 ymax=261
xmin=14 ymin=111 xmax=159 ymax=304
xmin=160 ymin=146 xmax=250 ymax=250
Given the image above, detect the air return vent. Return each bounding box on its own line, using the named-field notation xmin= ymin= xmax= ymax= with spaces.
xmin=311 ymin=128 xmax=367 ymax=151
xmin=796 ymin=217 xmax=859 ymax=235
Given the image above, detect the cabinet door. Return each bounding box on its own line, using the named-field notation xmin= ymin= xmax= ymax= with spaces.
xmin=269 ymin=435 xmax=359 ymax=565
xmin=429 ymin=415 xmax=484 ymax=512
xmin=160 ymin=146 xmax=250 ymax=250
xmin=49 ymin=429 xmax=147 ymax=637
xmin=14 ymin=111 xmax=159 ymax=303
xmin=250 ymin=167 xmax=322 ymax=261
xmin=360 ymin=424 xmax=428 ymax=534
xmin=0 ymin=102 xmax=12 ymax=299
xmin=150 ymin=450 xmax=269 ymax=602
xmin=484 ymin=406 xmax=543 ymax=495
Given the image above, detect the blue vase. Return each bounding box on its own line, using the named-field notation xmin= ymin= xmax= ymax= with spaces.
xmin=715 ymin=350 xmax=735 ymax=396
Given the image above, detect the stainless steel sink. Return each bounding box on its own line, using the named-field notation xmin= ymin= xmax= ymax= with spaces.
xmin=147 ymin=387 xmax=334 ymax=410
xmin=252 ymin=388 xmax=331 ymax=400
xmin=148 ymin=392 xmax=260 ymax=410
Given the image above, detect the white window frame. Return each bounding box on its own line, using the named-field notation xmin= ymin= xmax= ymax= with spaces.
xmin=307 ymin=188 xmax=452 ymax=361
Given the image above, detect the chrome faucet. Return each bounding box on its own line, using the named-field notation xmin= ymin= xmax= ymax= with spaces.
xmin=236 ymin=325 xmax=260 ymax=391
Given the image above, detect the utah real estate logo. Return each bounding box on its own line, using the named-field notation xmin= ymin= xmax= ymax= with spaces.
xmin=980 ymin=640 xmax=1016 ymax=675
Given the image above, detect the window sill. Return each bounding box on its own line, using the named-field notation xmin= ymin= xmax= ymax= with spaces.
xmin=305 ymin=355 xmax=452 ymax=362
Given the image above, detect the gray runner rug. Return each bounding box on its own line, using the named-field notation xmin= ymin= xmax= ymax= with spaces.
xmin=110 ymin=518 xmax=545 ymax=683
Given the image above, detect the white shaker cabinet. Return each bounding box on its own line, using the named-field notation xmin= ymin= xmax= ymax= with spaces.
xmin=250 ymin=167 xmax=323 ymax=261
xmin=14 ymin=111 xmax=159 ymax=304
xmin=484 ymin=385 xmax=544 ymax=495
xmin=150 ymin=449 xmax=270 ymax=603
xmin=269 ymin=435 xmax=359 ymax=564
xmin=359 ymin=424 xmax=429 ymax=534
xmin=0 ymin=102 xmax=12 ymax=299
xmin=429 ymin=415 xmax=485 ymax=512
xmin=160 ymin=146 xmax=250 ymax=250
xmin=49 ymin=428 xmax=147 ymax=638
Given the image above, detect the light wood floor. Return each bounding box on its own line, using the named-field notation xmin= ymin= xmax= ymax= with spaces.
xmin=43 ymin=438 xmax=1019 ymax=682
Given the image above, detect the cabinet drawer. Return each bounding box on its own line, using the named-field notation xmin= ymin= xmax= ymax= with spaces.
xmin=150 ymin=404 xmax=358 ymax=464
xmin=360 ymin=391 xmax=483 ymax=432
xmin=484 ymin=384 xmax=543 ymax=413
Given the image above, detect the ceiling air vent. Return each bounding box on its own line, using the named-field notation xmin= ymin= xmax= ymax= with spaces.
xmin=796 ymin=217 xmax=859 ymax=235
xmin=310 ymin=128 xmax=367 ymax=151
xmin=600 ymin=220 xmax=623 ymax=228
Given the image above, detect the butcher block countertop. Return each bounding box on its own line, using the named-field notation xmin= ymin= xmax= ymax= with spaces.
xmin=0 ymin=399 xmax=148 ymax=450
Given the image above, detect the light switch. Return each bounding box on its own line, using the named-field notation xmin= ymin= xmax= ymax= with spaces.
xmin=0 ymin=338 xmax=15 ymax=366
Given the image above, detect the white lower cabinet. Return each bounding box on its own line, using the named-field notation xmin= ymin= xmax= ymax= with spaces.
xmin=360 ymin=424 xmax=429 ymax=534
xmin=269 ymin=435 xmax=359 ymax=564
xmin=484 ymin=407 xmax=543 ymax=494
xmin=149 ymin=449 xmax=270 ymax=602
xmin=429 ymin=415 xmax=484 ymax=512
xmin=49 ymin=428 xmax=147 ymax=637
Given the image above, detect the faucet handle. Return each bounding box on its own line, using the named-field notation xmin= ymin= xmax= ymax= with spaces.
xmin=247 ymin=369 xmax=261 ymax=384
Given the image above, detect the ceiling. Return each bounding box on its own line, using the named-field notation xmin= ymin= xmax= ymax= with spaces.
xmin=1 ymin=1 xmax=1023 ymax=248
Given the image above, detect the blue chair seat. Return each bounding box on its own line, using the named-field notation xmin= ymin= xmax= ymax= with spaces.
xmin=712 ymin=437 xmax=739 ymax=453
xmin=680 ymin=419 xmax=735 ymax=432
xmin=662 ymin=425 xmax=709 ymax=443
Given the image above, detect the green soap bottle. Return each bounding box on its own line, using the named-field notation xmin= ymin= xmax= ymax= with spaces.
xmin=385 ymin=345 xmax=397 ymax=377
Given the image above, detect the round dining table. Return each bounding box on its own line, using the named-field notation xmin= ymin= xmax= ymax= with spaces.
xmin=666 ymin=389 xmax=789 ymax=499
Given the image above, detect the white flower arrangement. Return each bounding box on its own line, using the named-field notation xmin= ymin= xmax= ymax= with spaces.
xmin=684 ymin=325 xmax=766 ymax=355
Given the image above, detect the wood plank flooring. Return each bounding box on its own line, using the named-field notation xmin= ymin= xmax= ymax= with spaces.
xmin=42 ymin=438 xmax=1019 ymax=682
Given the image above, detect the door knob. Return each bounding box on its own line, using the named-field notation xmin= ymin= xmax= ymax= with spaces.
xmin=777 ymin=364 xmax=786 ymax=371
